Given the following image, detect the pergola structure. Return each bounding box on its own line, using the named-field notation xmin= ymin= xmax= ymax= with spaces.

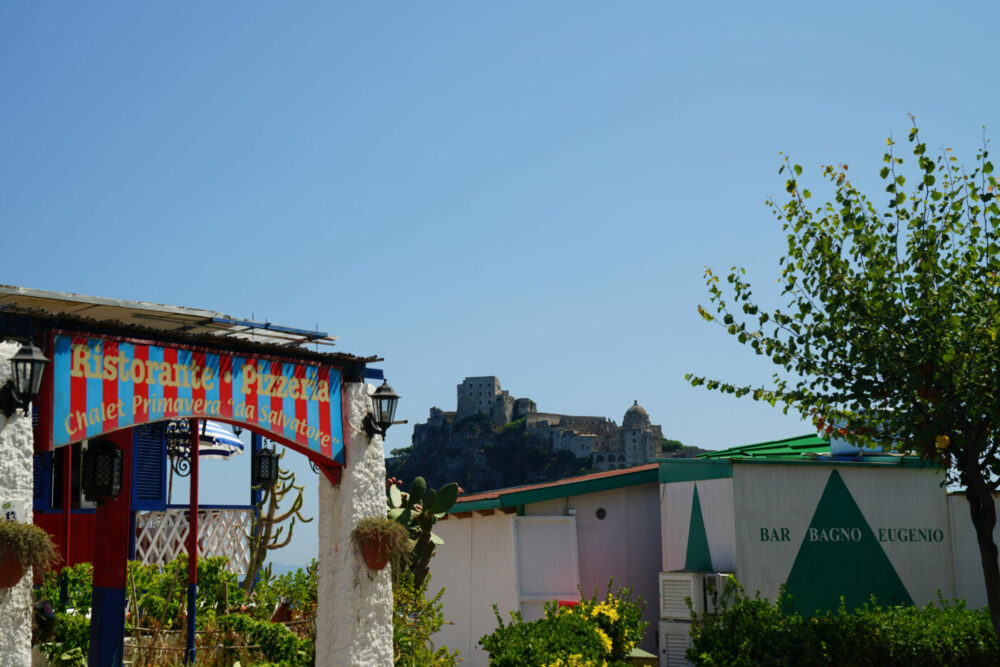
xmin=0 ymin=285 xmax=394 ymax=665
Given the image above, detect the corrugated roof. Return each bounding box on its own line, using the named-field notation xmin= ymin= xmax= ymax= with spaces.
xmin=698 ymin=433 xmax=830 ymax=459
xmin=0 ymin=285 xmax=336 ymax=349
xmin=696 ymin=433 xmax=924 ymax=467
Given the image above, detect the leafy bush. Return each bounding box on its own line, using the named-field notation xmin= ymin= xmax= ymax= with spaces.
xmin=217 ymin=613 xmax=313 ymax=664
xmin=37 ymin=612 xmax=90 ymax=665
xmin=479 ymin=583 xmax=647 ymax=666
xmin=34 ymin=557 xmax=319 ymax=664
xmin=689 ymin=584 xmax=999 ymax=666
xmin=38 ymin=562 xmax=93 ymax=613
xmin=251 ymin=558 xmax=318 ymax=621
xmin=393 ymin=573 xmax=460 ymax=666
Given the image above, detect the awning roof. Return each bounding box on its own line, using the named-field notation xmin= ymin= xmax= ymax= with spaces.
xmin=0 ymin=285 xmax=379 ymax=368
xmin=0 ymin=285 xmax=335 ymax=348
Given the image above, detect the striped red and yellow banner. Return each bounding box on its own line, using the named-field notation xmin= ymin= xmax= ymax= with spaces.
xmin=49 ymin=333 xmax=344 ymax=464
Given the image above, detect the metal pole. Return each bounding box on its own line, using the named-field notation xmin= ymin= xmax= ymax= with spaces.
xmin=60 ymin=445 xmax=72 ymax=608
xmin=185 ymin=419 xmax=199 ymax=664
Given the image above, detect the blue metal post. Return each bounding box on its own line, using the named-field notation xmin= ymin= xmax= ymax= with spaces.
xmin=185 ymin=419 xmax=199 ymax=664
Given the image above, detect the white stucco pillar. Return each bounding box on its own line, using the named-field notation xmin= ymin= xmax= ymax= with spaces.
xmin=316 ymin=381 xmax=393 ymax=665
xmin=0 ymin=342 xmax=35 ymax=667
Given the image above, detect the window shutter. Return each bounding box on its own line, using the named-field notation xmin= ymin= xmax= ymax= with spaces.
xmin=132 ymin=424 xmax=166 ymax=511
xmin=33 ymin=452 xmax=51 ymax=510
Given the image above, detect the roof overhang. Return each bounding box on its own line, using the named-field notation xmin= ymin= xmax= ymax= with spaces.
xmin=0 ymin=285 xmax=377 ymax=368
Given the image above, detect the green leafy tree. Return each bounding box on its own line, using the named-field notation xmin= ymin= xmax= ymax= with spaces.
xmin=688 ymin=121 xmax=1000 ymax=636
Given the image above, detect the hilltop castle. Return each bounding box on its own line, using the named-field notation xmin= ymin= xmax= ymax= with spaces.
xmin=413 ymin=376 xmax=665 ymax=471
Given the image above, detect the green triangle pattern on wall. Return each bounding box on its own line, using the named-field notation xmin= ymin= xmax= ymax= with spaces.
xmin=784 ymin=470 xmax=913 ymax=615
xmin=685 ymin=484 xmax=713 ymax=571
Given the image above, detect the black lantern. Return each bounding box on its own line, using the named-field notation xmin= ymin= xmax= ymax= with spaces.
xmin=0 ymin=341 xmax=50 ymax=418
xmin=81 ymin=439 xmax=123 ymax=503
xmin=362 ymin=380 xmax=400 ymax=439
xmin=251 ymin=444 xmax=279 ymax=487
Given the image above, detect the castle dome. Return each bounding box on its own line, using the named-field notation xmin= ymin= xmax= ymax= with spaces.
xmin=623 ymin=400 xmax=650 ymax=428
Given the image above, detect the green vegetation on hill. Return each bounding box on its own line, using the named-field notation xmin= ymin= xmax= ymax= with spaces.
xmin=661 ymin=437 xmax=707 ymax=458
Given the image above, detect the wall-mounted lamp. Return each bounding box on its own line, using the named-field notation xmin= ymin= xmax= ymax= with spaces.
xmin=81 ymin=439 xmax=123 ymax=503
xmin=251 ymin=443 xmax=279 ymax=487
xmin=0 ymin=341 xmax=50 ymax=418
xmin=232 ymin=424 xmax=243 ymax=437
xmin=362 ymin=380 xmax=407 ymax=439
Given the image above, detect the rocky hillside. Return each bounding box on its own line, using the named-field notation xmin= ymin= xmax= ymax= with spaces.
xmin=386 ymin=415 xmax=704 ymax=494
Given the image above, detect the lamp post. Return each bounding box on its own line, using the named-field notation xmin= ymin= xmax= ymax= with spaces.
xmin=0 ymin=341 xmax=50 ymax=418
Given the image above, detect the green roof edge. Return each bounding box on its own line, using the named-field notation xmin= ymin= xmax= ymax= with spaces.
xmin=450 ymin=466 xmax=659 ymax=512
xmin=658 ymin=459 xmax=733 ymax=483
xmin=449 ymin=498 xmax=503 ymax=513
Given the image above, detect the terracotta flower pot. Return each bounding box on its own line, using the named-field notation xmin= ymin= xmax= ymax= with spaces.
xmin=358 ymin=532 xmax=393 ymax=571
xmin=0 ymin=551 xmax=25 ymax=588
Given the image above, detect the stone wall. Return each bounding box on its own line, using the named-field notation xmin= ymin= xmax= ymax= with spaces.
xmin=0 ymin=342 xmax=34 ymax=667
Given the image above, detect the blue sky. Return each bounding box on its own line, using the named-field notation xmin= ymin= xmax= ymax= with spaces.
xmin=3 ymin=2 xmax=998 ymax=566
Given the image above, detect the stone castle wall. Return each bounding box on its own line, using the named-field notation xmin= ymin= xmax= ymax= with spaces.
xmin=420 ymin=376 xmax=664 ymax=472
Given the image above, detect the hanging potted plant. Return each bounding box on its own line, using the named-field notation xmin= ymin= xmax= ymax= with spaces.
xmin=351 ymin=516 xmax=409 ymax=573
xmin=0 ymin=521 xmax=60 ymax=587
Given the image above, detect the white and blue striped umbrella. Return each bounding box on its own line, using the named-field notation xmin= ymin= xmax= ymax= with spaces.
xmin=197 ymin=421 xmax=245 ymax=461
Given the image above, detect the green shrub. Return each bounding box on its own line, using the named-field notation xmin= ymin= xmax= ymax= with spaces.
xmin=218 ymin=612 xmax=313 ymax=665
xmin=38 ymin=562 xmax=93 ymax=613
xmin=37 ymin=612 xmax=90 ymax=665
xmin=393 ymin=574 xmax=460 ymax=666
xmin=253 ymin=560 xmax=316 ymax=608
xmin=689 ymin=584 xmax=999 ymax=666
xmin=479 ymin=583 xmax=647 ymax=666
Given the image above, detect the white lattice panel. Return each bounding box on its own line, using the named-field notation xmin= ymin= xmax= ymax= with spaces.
xmin=135 ymin=508 xmax=252 ymax=575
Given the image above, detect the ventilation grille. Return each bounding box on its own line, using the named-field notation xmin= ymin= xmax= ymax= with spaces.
xmin=660 ymin=620 xmax=694 ymax=666
xmin=665 ymin=633 xmax=693 ymax=666
xmin=660 ymin=572 xmax=701 ymax=618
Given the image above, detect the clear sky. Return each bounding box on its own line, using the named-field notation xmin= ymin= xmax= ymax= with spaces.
xmin=3 ymin=2 xmax=998 ymax=567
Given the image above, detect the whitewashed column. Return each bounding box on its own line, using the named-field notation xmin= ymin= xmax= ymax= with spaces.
xmin=0 ymin=342 xmax=34 ymax=667
xmin=316 ymin=381 xmax=392 ymax=665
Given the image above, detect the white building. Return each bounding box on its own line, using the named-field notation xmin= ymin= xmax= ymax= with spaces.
xmin=429 ymin=434 xmax=995 ymax=667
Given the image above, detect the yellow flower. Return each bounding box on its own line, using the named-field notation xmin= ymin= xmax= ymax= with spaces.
xmin=588 ymin=600 xmax=620 ymax=623
xmin=544 ymin=655 xmax=599 ymax=667
xmin=595 ymin=627 xmax=613 ymax=654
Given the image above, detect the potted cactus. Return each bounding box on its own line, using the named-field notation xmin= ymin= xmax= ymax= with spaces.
xmin=351 ymin=517 xmax=409 ymax=572
xmin=0 ymin=521 xmax=60 ymax=587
